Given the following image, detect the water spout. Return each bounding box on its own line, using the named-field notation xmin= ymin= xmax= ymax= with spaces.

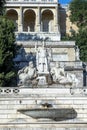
xmin=40 ymin=102 xmax=52 ymax=108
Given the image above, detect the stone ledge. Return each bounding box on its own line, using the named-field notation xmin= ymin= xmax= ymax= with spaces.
xmin=16 ymin=41 xmax=75 ymax=48
xmin=0 ymin=88 xmax=86 ymax=97
xmin=0 ymin=123 xmax=87 ymax=128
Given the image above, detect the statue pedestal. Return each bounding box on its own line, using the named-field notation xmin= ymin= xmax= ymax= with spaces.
xmin=37 ymin=76 xmax=47 ymax=86
xmin=37 ymin=73 xmax=53 ymax=86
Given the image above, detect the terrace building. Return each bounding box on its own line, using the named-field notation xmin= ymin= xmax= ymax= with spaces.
xmin=6 ymin=0 xmax=61 ymax=41
xmin=5 ymin=0 xmax=78 ymax=63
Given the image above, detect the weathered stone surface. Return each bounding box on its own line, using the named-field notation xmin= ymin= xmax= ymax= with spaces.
xmin=0 ymin=88 xmax=87 ymax=128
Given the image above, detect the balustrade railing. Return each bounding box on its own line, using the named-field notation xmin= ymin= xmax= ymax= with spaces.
xmin=6 ymin=0 xmax=57 ymax=3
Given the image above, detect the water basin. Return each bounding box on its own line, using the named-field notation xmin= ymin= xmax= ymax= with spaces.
xmin=18 ymin=108 xmax=77 ymax=121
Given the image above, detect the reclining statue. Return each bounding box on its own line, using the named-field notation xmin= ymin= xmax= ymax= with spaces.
xmin=51 ymin=62 xmax=79 ymax=87
xmin=18 ymin=61 xmax=37 ymax=86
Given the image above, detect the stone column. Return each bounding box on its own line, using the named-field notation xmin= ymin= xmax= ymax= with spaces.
xmin=36 ymin=7 xmax=41 ymax=32
xmin=18 ymin=7 xmax=23 ymax=32
xmin=54 ymin=6 xmax=60 ymax=33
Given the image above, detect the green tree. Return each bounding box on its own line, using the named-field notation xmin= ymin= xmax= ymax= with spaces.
xmin=0 ymin=17 xmax=18 ymax=86
xmin=76 ymin=28 xmax=87 ymax=61
xmin=0 ymin=0 xmax=5 ymax=15
xmin=0 ymin=0 xmax=19 ymax=86
xmin=69 ymin=0 xmax=87 ymax=27
xmin=68 ymin=0 xmax=87 ymax=61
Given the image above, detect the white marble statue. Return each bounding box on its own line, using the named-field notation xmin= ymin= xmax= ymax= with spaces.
xmin=18 ymin=61 xmax=37 ymax=86
xmin=66 ymin=73 xmax=79 ymax=87
xmin=17 ymin=44 xmax=79 ymax=87
xmin=75 ymin=46 xmax=80 ymax=61
xmin=35 ymin=43 xmax=49 ymax=74
xmin=51 ymin=62 xmax=78 ymax=87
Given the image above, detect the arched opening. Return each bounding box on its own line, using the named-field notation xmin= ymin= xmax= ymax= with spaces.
xmin=41 ymin=10 xmax=54 ymax=32
xmin=6 ymin=9 xmax=18 ymax=31
xmin=23 ymin=10 xmax=36 ymax=32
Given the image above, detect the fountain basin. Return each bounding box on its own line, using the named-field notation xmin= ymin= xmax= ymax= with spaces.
xmin=18 ymin=108 xmax=77 ymax=121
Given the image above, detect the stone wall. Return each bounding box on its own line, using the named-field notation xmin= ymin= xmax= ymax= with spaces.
xmin=0 ymin=88 xmax=87 ymax=129
xmin=16 ymin=40 xmax=76 ymax=62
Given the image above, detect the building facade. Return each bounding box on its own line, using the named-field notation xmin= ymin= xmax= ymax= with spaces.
xmin=5 ymin=1 xmax=78 ymax=40
xmin=5 ymin=0 xmax=78 ymax=63
xmin=6 ymin=0 xmax=61 ymax=41
xmin=59 ymin=4 xmax=78 ymax=37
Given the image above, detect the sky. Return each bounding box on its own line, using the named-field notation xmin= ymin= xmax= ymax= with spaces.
xmin=59 ymin=0 xmax=72 ymax=4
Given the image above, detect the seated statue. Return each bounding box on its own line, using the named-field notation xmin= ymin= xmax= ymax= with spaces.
xmin=50 ymin=62 xmax=78 ymax=87
xmin=18 ymin=61 xmax=37 ymax=86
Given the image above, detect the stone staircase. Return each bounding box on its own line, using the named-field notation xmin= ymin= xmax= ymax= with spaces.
xmin=0 ymin=87 xmax=87 ymax=129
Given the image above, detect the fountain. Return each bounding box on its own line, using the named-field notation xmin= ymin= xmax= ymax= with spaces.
xmin=17 ymin=42 xmax=79 ymax=121
xmin=17 ymin=41 xmax=79 ymax=88
xmin=0 ymin=41 xmax=86 ymax=129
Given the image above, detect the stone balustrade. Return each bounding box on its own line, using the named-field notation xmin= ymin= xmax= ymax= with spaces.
xmin=6 ymin=0 xmax=57 ymax=3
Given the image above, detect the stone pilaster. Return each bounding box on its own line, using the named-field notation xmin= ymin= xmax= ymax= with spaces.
xmin=36 ymin=7 xmax=41 ymax=32
xmin=18 ymin=7 xmax=23 ymax=32
xmin=54 ymin=5 xmax=60 ymax=33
